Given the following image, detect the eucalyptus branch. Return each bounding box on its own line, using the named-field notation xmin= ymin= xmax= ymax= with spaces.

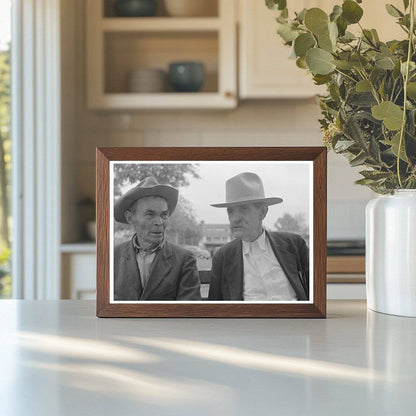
xmin=390 ymin=78 xmax=398 ymax=101
xmin=397 ymin=0 xmax=415 ymax=187
xmin=358 ymin=68 xmax=381 ymax=104
xmin=334 ymin=68 xmax=358 ymax=83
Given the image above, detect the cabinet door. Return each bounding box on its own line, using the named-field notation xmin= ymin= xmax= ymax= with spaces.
xmin=239 ymin=0 xmax=321 ymax=99
xmin=239 ymin=0 xmax=404 ymax=99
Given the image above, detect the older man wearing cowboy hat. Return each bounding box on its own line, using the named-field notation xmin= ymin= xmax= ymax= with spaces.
xmin=208 ymin=172 xmax=309 ymax=301
xmin=113 ymin=176 xmax=201 ymax=301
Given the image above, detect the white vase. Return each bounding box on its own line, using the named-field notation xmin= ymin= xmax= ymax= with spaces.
xmin=366 ymin=190 xmax=416 ymax=317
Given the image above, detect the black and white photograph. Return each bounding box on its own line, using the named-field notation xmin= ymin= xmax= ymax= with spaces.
xmin=110 ymin=161 xmax=313 ymax=303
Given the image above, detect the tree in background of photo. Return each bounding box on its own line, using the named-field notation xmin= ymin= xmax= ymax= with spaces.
xmin=274 ymin=212 xmax=309 ymax=243
xmin=0 ymin=44 xmax=11 ymax=298
xmin=113 ymin=163 xmax=201 ymax=247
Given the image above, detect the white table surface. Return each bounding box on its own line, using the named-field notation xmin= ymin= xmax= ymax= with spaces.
xmin=1 ymin=300 xmax=415 ymax=416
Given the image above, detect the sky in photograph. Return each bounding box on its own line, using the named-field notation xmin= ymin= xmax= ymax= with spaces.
xmin=179 ymin=162 xmax=311 ymax=229
xmin=0 ymin=0 xmax=11 ymax=50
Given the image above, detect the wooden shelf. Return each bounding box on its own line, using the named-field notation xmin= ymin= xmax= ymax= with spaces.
xmin=89 ymin=92 xmax=235 ymax=110
xmin=100 ymin=17 xmax=221 ymax=32
xmin=327 ymin=256 xmax=365 ymax=274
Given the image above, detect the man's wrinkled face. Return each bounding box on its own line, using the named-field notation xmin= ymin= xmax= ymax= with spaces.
xmin=125 ymin=196 xmax=169 ymax=249
xmin=227 ymin=203 xmax=267 ymax=242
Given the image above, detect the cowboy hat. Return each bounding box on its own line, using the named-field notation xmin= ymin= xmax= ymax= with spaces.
xmin=114 ymin=176 xmax=178 ymax=224
xmin=211 ymin=172 xmax=283 ymax=208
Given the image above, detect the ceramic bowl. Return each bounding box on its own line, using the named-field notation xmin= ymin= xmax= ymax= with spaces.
xmin=127 ymin=68 xmax=167 ymax=92
xmin=114 ymin=0 xmax=158 ymax=17
xmin=168 ymin=62 xmax=205 ymax=92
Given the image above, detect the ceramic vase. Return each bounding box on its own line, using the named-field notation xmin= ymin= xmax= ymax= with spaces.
xmin=366 ymin=190 xmax=416 ymax=317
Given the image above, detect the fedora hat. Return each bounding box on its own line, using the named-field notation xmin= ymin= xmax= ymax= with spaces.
xmin=211 ymin=172 xmax=283 ymax=208
xmin=114 ymin=176 xmax=178 ymax=224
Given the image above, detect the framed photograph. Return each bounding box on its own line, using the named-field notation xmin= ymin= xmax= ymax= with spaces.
xmin=96 ymin=147 xmax=327 ymax=318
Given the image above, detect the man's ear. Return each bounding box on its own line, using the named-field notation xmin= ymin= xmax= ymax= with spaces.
xmin=260 ymin=205 xmax=268 ymax=220
xmin=124 ymin=210 xmax=132 ymax=224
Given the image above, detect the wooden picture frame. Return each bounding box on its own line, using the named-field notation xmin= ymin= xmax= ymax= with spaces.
xmin=96 ymin=147 xmax=327 ymax=318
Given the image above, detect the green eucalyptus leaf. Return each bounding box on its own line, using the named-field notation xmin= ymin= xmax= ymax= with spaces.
xmin=328 ymin=21 xmax=338 ymax=44
xmin=296 ymin=57 xmax=307 ymax=69
xmin=360 ymin=170 xmax=391 ymax=180
xmin=277 ymin=23 xmax=299 ymax=42
xmin=334 ymin=139 xmax=356 ymax=152
xmin=294 ymin=33 xmax=315 ymax=57
xmin=336 ymin=15 xmax=348 ymax=36
xmin=266 ymin=0 xmax=287 ymax=11
xmin=406 ymin=82 xmax=416 ymax=99
xmin=385 ymin=4 xmax=404 ymax=18
xmin=363 ymin=29 xmax=374 ymax=44
xmin=356 ymin=79 xmax=372 ymax=92
xmin=375 ymin=57 xmax=396 ymax=70
xmin=306 ymin=47 xmax=335 ymax=75
xmin=355 ymin=178 xmax=377 ymax=185
xmin=371 ymin=29 xmax=380 ymax=42
xmin=350 ymin=152 xmax=368 ymax=167
xmin=330 ymin=5 xmax=343 ymax=22
xmin=304 ymin=8 xmax=329 ymax=35
xmin=372 ymin=101 xmax=404 ymax=130
xmin=313 ymin=74 xmax=332 ymax=85
xmin=393 ymin=61 xmax=402 ymax=78
xmin=342 ymin=0 xmax=364 ymax=24
xmin=369 ymin=137 xmax=381 ymax=162
xmin=295 ymin=8 xmax=307 ymax=22
xmin=401 ymin=61 xmax=416 ymax=76
xmin=370 ymin=68 xmax=386 ymax=84
xmin=350 ymin=54 xmax=368 ymax=69
xmin=348 ymin=92 xmax=377 ymax=107
xmin=280 ymin=8 xmax=289 ymax=19
xmin=318 ymin=31 xmax=334 ymax=52
xmin=333 ymin=59 xmax=353 ymax=70
xmin=382 ymin=132 xmax=409 ymax=162
xmin=339 ymin=31 xmax=356 ymax=43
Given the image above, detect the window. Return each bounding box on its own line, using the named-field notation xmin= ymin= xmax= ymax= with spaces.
xmin=0 ymin=0 xmax=11 ymax=298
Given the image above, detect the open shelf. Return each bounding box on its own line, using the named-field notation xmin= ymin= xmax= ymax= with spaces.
xmin=86 ymin=0 xmax=236 ymax=109
xmin=104 ymin=31 xmax=218 ymax=94
xmin=101 ymin=18 xmax=221 ymax=31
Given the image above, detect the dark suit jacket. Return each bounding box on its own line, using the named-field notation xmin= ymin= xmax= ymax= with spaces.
xmin=114 ymin=239 xmax=201 ymax=301
xmin=208 ymin=231 xmax=309 ymax=301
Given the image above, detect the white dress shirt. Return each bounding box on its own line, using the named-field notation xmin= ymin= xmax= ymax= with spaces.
xmin=242 ymin=231 xmax=298 ymax=301
xmin=132 ymin=234 xmax=163 ymax=289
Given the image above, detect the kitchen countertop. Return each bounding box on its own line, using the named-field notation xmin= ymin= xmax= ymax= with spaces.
xmin=0 ymin=300 xmax=415 ymax=415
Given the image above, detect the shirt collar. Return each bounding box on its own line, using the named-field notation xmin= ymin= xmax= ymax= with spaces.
xmin=242 ymin=230 xmax=266 ymax=255
xmin=132 ymin=233 xmax=164 ymax=254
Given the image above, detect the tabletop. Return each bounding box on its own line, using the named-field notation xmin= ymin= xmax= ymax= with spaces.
xmin=0 ymin=300 xmax=415 ymax=416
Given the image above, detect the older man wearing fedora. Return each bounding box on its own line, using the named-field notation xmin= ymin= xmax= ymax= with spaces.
xmin=113 ymin=176 xmax=201 ymax=301
xmin=208 ymin=172 xmax=309 ymax=301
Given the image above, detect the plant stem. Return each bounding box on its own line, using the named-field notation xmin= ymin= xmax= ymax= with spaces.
xmin=397 ymin=0 xmax=415 ymax=188
xmin=358 ymin=69 xmax=380 ymax=104
xmin=334 ymin=68 xmax=357 ymax=83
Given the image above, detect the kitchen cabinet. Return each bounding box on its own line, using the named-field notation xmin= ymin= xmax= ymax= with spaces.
xmin=238 ymin=0 xmax=405 ymax=99
xmin=86 ymin=0 xmax=237 ymax=109
xmin=239 ymin=0 xmax=325 ymax=99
